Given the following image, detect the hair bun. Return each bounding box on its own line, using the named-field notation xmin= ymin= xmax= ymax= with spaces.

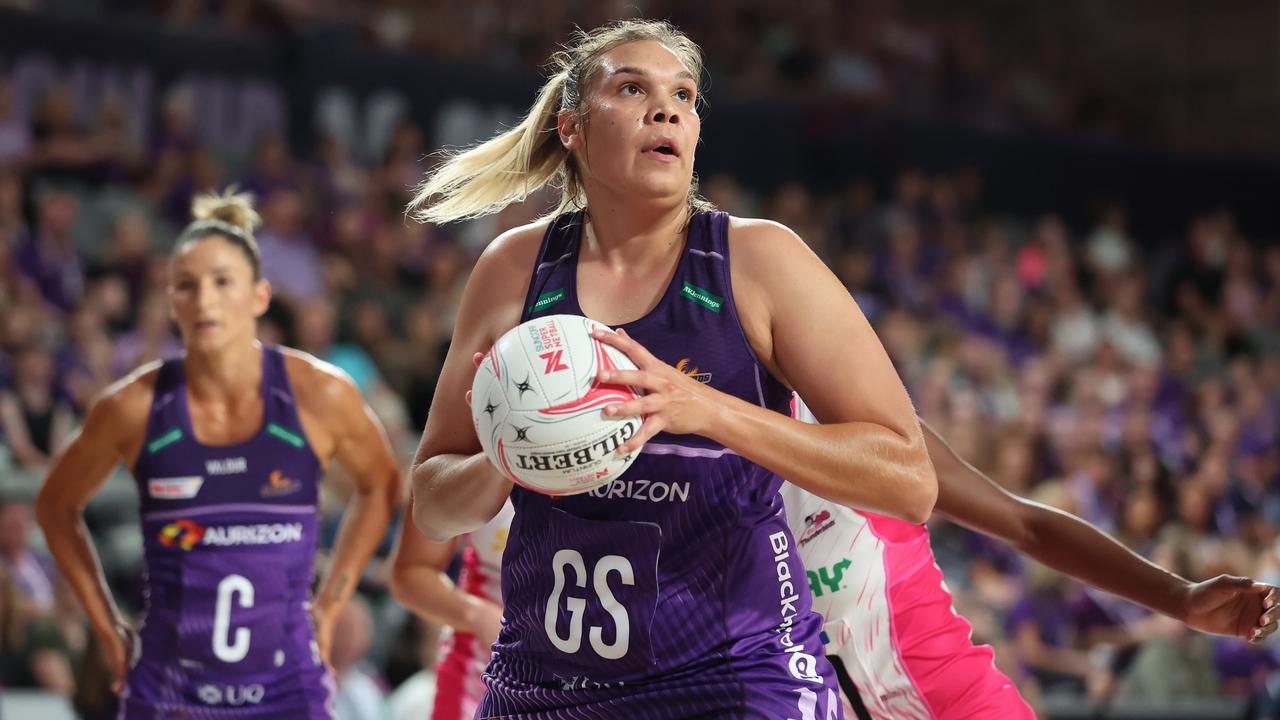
xmin=191 ymin=187 xmax=261 ymax=237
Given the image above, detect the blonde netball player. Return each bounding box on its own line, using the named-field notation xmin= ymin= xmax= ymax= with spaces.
xmin=36 ymin=190 xmax=401 ymax=719
xmin=405 ymin=18 xmax=936 ymax=719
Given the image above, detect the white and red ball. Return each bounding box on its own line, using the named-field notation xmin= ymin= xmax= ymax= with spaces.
xmin=470 ymin=314 xmax=644 ymax=496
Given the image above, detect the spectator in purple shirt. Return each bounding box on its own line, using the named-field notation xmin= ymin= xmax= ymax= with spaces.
xmin=256 ymin=187 xmax=325 ymax=304
xmin=13 ymin=188 xmax=83 ymax=313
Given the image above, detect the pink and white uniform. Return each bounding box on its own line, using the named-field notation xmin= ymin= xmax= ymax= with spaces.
xmin=430 ymin=500 xmax=513 ymax=720
xmin=786 ymin=396 xmax=1034 ymax=720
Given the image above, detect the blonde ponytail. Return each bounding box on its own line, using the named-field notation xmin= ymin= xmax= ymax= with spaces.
xmin=407 ymin=19 xmax=709 ymax=225
xmin=408 ymin=72 xmax=572 ymax=224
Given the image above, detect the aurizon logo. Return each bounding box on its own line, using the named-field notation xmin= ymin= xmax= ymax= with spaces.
xmin=159 ymin=519 xmax=205 ymax=550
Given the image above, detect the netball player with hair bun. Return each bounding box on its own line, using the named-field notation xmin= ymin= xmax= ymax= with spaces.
xmin=36 ymin=188 xmax=401 ymax=719
xmin=407 ymin=18 xmax=936 ymax=718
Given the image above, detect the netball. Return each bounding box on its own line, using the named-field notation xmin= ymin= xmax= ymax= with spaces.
xmin=470 ymin=314 xmax=643 ymax=495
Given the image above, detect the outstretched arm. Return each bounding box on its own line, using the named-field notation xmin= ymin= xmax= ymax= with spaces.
xmin=926 ymin=420 xmax=1279 ymax=641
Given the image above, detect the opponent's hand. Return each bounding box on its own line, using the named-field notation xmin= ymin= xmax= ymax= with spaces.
xmin=592 ymin=327 xmax=721 ymax=454
xmin=1182 ymin=575 xmax=1279 ymax=642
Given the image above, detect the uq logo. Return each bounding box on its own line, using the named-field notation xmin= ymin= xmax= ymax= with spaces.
xmin=196 ymin=683 xmax=266 ymax=706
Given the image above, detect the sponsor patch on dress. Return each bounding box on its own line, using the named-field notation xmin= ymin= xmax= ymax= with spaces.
xmin=148 ymin=476 xmax=204 ymax=499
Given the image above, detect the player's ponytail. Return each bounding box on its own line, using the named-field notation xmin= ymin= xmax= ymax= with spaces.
xmin=408 ymin=70 xmax=572 ymax=224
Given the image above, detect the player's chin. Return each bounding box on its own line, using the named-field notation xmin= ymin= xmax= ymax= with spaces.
xmin=627 ymin=173 xmax=693 ymax=203
xmin=185 ymin=328 xmax=231 ymax=352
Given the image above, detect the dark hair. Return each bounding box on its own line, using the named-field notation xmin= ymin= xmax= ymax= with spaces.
xmin=174 ymin=187 xmax=263 ymax=280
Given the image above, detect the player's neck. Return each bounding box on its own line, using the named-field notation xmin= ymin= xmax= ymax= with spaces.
xmin=582 ymin=194 xmax=689 ymax=268
xmin=184 ymin=340 xmax=263 ymax=400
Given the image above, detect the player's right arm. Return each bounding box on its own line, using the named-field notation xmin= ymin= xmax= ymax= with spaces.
xmin=926 ymin=420 xmax=1279 ymax=642
xmin=389 ymin=494 xmax=503 ymax=648
xmin=35 ymin=366 xmax=156 ymax=691
xmin=409 ymin=222 xmax=544 ymax=541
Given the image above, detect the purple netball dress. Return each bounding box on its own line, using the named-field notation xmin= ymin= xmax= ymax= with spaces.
xmin=123 ymin=346 xmax=333 ymax=719
xmin=479 ymin=211 xmax=842 ymax=719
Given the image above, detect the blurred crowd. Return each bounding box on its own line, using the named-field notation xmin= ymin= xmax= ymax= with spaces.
xmin=9 ymin=0 xmax=1270 ymax=156
xmin=1 ymin=3 xmax=1279 ymax=719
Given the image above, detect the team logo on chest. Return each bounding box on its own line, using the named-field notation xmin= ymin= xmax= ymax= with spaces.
xmin=797 ymin=509 xmax=835 ymax=547
xmin=159 ymin=519 xmax=206 ymax=550
xmin=206 ymin=457 xmax=247 ymax=475
xmin=260 ymin=469 xmax=302 ymax=497
xmin=675 ymin=358 xmax=712 ymax=384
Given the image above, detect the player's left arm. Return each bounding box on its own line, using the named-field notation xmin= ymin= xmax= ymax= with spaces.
xmin=926 ymin=419 xmax=1279 ymax=642
xmin=597 ymin=219 xmax=936 ymax=522
xmin=307 ymin=366 xmax=402 ymax=659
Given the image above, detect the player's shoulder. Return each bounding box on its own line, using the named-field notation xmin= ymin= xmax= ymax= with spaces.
xmin=727 ymin=213 xmax=814 ymax=293
xmin=89 ymin=359 xmax=164 ymax=429
xmin=459 ymin=218 xmax=555 ymax=342
xmin=278 ymin=347 xmax=363 ymax=412
xmin=475 ymin=218 xmax=554 ymax=277
xmin=726 ymin=216 xmax=812 ymax=263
